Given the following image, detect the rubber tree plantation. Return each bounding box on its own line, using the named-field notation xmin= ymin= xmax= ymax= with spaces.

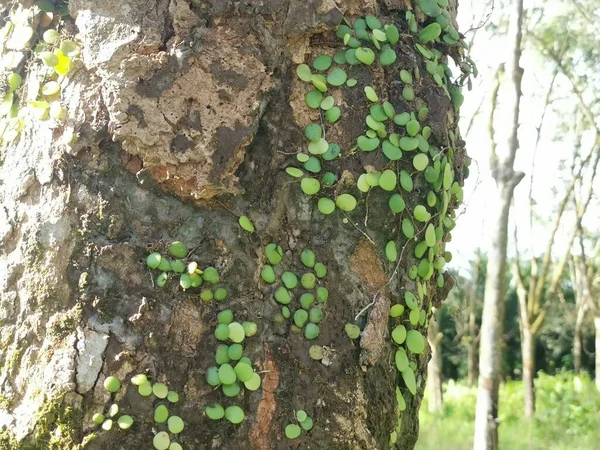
xmin=0 ymin=0 xmax=472 ymax=448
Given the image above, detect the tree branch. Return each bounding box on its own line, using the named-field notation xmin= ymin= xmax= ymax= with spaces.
xmin=488 ymin=65 xmax=503 ymax=178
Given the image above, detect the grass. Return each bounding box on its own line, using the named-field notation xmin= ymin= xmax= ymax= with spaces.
xmin=416 ymin=371 xmax=600 ymax=450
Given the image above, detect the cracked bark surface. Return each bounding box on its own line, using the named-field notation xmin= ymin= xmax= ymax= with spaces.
xmin=0 ymin=0 xmax=465 ymax=448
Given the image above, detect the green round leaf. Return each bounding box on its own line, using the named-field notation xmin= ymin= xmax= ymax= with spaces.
xmin=327 ymin=68 xmax=347 ymax=86
xmin=206 ymin=403 xmax=225 ymax=420
xmin=153 ymin=431 xmax=170 ymax=450
xmin=304 ymin=123 xmax=322 ymax=141
xmin=300 ymin=416 xmax=314 ymax=431
xmin=218 ymin=364 xmax=237 ymax=385
xmin=301 ymin=177 xmax=321 ymax=195
xmin=296 ymin=64 xmax=312 ymax=81
xmin=402 ymin=218 xmax=415 ymax=239
xmin=389 ymin=194 xmax=405 ymax=213
xmin=357 ymin=135 xmax=380 ymax=152
xmin=228 ymin=322 xmax=245 ymax=343
xmin=234 ymin=362 xmax=254 ymax=383
xmin=365 ymin=15 xmax=382 ymax=30
xmin=379 ymin=170 xmax=397 ymax=191
xmin=345 ymin=323 xmax=360 ymax=339
xmin=301 ymin=249 xmax=316 ymax=268
xmin=42 ymin=29 xmax=60 ymax=45
xmin=406 ymin=330 xmax=426 ymax=354
xmin=244 ymin=372 xmax=261 ymax=391
xmin=385 ymin=241 xmax=397 ymax=262
xmin=103 ymin=376 xmax=120 ymax=393
xmin=395 ymin=348 xmax=409 ymax=371
xmin=153 ymin=382 xmax=168 ymax=399
xmin=41 ymin=81 xmax=60 ymax=96
xmin=392 ymin=325 xmax=407 ymax=345
xmin=224 ymin=405 xmax=245 ymax=424
xmin=413 ymin=153 xmax=429 ymax=171
xmin=386 ymin=24 xmax=400 ymax=44
xmin=336 ymin=194 xmax=357 ymax=212
xmin=364 ymin=86 xmax=378 ymax=102
xmin=138 ymin=381 xmax=153 ymax=396
xmin=414 ymin=205 xmax=431 ymax=222
xmin=274 ymin=286 xmax=292 ymax=305
xmin=238 ymin=215 xmax=255 ymax=232
xmin=281 ymin=271 xmax=298 ymax=289
xmin=286 ymin=167 xmax=304 ymax=178
xmin=265 ymin=243 xmax=283 ymax=265
xmin=379 ymin=45 xmax=397 ymax=66
xmin=318 ymin=197 xmax=335 ymax=215
xmin=317 ymin=96 xmax=333 ymax=111
xmin=402 ymin=366 xmax=417 ymax=395
xmin=390 ymin=304 xmax=405 ymax=318
xmin=325 ymin=106 xmax=341 ymax=123
xmin=261 ymin=265 xmax=276 ymax=283
xmin=308 ymin=138 xmax=328 ymax=155
xmin=305 ymin=90 xmax=324 ymax=109
xmin=285 ymin=424 xmax=302 ymax=439
xmin=304 ymin=323 xmax=320 ymax=340
xmin=154 ymin=405 xmax=169 ymax=423
xmin=293 ymin=309 xmax=309 ymax=327
xmin=305 ymin=156 xmax=322 ymax=174
xmin=355 ymin=47 xmax=375 ymax=65
xmin=169 ymin=241 xmax=187 ymax=258
xmin=146 ymin=252 xmax=162 ymax=269
xmin=313 ymin=54 xmax=332 ymax=71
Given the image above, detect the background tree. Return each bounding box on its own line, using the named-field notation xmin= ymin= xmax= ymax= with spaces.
xmin=474 ymin=0 xmax=525 ymax=447
xmin=511 ymin=145 xmax=598 ymax=418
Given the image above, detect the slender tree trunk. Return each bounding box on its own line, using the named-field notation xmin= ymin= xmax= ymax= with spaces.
xmin=0 ymin=1 xmax=468 ymax=449
xmin=595 ymin=317 xmax=600 ymax=391
xmin=573 ymin=304 xmax=587 ymax=374
xmin=474 ymin=0 xmax=525 ymax=445
xmin=474 ymin=184 xmax=521 ymax=450
xmin=427 ymin=317 xmax=443 ymax=413
xmin=467 ymin=340 xmax=477 ymax=387
xmin=521 ymin=327 xmax=535 ymax=418
xmin=467 ymin=251 xmax=481 ymax=386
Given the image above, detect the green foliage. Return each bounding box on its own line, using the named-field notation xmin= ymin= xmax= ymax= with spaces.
xmin=0 ymin=3 xmax=79 ymax=146
xmin=417 ymin=373 xmax=600 ymax=450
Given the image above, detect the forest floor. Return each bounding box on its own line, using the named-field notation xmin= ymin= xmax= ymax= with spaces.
xmin=416 ymin=372 xmax=600 ymax=450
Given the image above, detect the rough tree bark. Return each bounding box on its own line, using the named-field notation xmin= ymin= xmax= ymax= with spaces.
xmin=0 ymin=0 xmax=469 ymax=449
xmin=473 ymin=0 xmax=525 ymax=446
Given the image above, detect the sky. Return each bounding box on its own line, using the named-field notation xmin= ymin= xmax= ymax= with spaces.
xmin=447 ymin=0 xmax=600 ymax=275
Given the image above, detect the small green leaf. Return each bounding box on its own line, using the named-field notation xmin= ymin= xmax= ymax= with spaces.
xmin=313 ymin=54 xmax=332 ymax=71
xmin=296 ymin=64 xmax=312 ymax=81
xmin=239 ymin=215 xmax=255 ymax=232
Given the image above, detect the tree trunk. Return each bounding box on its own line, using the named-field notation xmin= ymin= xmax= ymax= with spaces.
xmin=474 ymin=184 xmax=521 ymax=450
xmin=0 ymin=1 xmax=468 ymax=449
xmin=573 ymin=304 xmax=587 ymax=374
xmin=595 ymin=317 xmax=600 ymax=391
xmin=474 ymin=0 xmax=525 ymax=446
xmin=427 ymin=317 xmax=443 ymax=413
xmin=467 ymin=250 xmax=481 ymax=387
xmin=467 ymin=340 xmax=477 ymax=387
xmin=521 ymin=328 xmax=535 ymax=418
